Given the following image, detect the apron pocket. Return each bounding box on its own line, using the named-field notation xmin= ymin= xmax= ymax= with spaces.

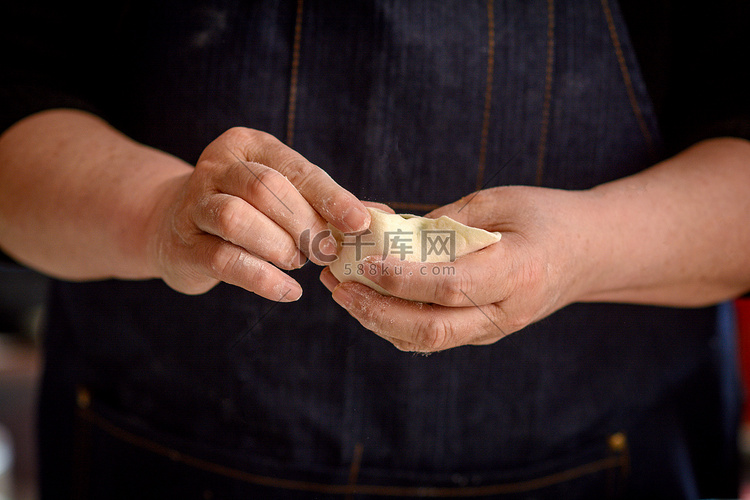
xmin=72 ymin=386 xmax=628 ymax=499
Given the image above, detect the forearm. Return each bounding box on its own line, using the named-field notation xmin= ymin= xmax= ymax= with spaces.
xmin=0 ymin=108 xmax=192 ymax=280
xmin=577 ymin=137 xmax=750 ymax=306
xmin=330 ymin=138 xmax=750 ymax=349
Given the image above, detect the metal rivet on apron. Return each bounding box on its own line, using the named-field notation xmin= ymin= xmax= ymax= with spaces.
xmin=608 ymin=431 xmax=627 ymax=452
xmin=76 ymin=387 xmax=91 ymax=410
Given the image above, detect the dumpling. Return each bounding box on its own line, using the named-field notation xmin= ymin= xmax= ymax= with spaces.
xmin=328 ymin=208 xmax=501 ymax=296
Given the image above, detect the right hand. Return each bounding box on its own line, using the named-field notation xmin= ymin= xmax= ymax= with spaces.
xmin=147 ymin=127 xmax=370 ymax=300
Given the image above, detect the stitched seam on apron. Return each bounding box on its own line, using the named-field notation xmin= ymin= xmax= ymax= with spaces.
xmin=286 ymin=0 xmax=305 ymax=147
xmin=476 ymin=0 xmax=496 ymax=191
xmin=600 ymin=0 xmax=654 ymax=152
xmin=535 ymin=0 xmax=556 ymax=186
xmin=77 ymin=405 xmax=628 ymax=497
xmin=345 ymin=443 xmax=365 ymax=500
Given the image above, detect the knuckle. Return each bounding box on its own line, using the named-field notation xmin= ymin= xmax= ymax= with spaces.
xmin=279 ymin=157 xmax=315 ymax=188
xmin=217 ymin=127 xmax=256 ymax=150
xmin=223 ymin=127 xmax=271 ymax=143
xmin=222 ymin=126 xmax=248 ymax=140
xmin=434 ymin=270 xmax=471 ymax=306
xmin=412 ymin=315 xmax=450 ymax=352
xmin=208 ymin=243 xmax=240 ymax=277
xmin=214 ymin=197 xmax=246 ymax=241
xmin=246 ymin=166 xmax=290 ymax=201
xmin=219 ymin=128 xmax=282 ymax=160
xmin=251 ymin=128 xmax=280 ymax=147
xmin=247 ymin=129 xmax=283 ymax=156
xmin=245 ymin=261 xmax=271 ymax=289
xmin=208 ymin=244 xmax=270 ymax=287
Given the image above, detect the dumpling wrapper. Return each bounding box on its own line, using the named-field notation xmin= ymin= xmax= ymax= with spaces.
xmin=328 ymin=207 xmax=501 ymax=297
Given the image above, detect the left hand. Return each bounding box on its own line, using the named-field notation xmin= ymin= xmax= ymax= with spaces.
xmin=320 ymin=186 xmax=593 ymax=352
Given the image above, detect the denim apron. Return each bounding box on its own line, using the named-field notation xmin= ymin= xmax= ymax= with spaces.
xmin=39 ymin=0 xmax=740 ymax=498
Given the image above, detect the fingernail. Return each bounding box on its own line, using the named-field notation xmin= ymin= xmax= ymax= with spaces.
xmin=281 ymin=281 xmax=303 ymax=302
xmin=320 ymin=235 xmax=338 ymax=257
xmin=332 ymin=284 xmax=354 ymax=308
xmin=319 ymin=268 xmax=339 ymax=291
xmin=343 ymin=206 xmax=370 ymax=233
xmin=291 ymin=250 xmax=308 ymax=269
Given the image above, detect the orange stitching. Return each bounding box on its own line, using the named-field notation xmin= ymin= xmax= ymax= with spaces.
xmin=600 ymin=0 xmax=654 ymax=151
xmin=535 ymin=0 xmax=555 ymax=186
xmin=285 ymin=0 xmax=304 ymax=147
xmin=345 ymin=443 xmax=364 ymax=500
xmin=78 ymin=405 xmax=627 ymax=497
xmin=476 ymin=0 xmax=496 ymax=191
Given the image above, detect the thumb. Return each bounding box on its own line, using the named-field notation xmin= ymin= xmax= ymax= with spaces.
xmin=426 ymin=187 xmax=505 ymax=230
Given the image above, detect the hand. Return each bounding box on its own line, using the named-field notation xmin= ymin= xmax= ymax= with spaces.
xmin=320 ymin=186 xmax=590 ymax=352
xmin=148 ymin=127 xmax=370 ymax=299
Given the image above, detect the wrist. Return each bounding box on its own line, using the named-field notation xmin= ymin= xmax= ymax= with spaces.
xmin=562 ymin=188 xmax=626 ymax=304
xmin=130 ymin=164 xmax=193 ymax=282
xmin=543 ymin=188 xmax=614 ymax=308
